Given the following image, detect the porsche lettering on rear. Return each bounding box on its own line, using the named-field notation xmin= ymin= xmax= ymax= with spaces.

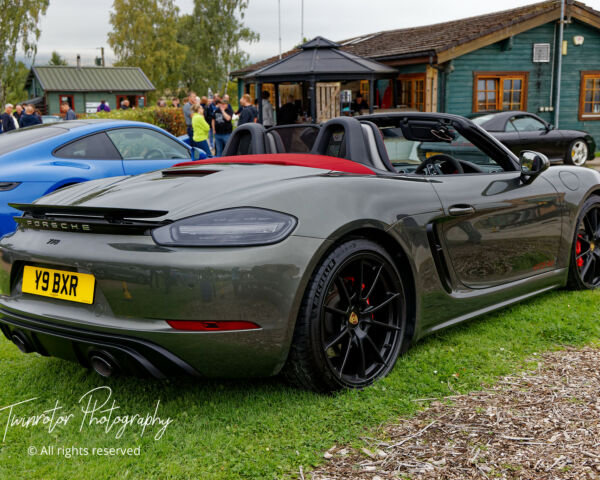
xmin=19 ymin=218 xmax=92 ymax=232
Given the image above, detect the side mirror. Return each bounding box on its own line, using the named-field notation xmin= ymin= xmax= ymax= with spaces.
xmin=520 ymin=150 xmax=550 ymax=181
xmin=190 ymin=147 xmax=203 ymax=161
xmin=546 ymin=123 xmax=554 ymax=131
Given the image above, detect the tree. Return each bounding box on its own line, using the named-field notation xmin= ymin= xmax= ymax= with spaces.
xmin=107 ymin=0 xmax=188 ymax=97
xmin=178 ymin=0 xmax=258 ymax=96
xmin=3 ymin=60 xmax=30 ymax=105
xmin=0 ymin=0 xmax=49 ymax=106
xmin=48 ymin=51 xmax=68 ymax=66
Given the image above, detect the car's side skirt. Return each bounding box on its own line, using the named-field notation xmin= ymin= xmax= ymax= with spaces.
xmin=420 ymin=268 xmax=565 ymax=338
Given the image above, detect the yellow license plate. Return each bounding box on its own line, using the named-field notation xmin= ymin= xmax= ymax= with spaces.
xmin=22 ymin=266 xmax=95 ymax=304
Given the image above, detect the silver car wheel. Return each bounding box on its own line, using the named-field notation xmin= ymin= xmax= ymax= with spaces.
xmin=571 ymin=140 xmax=588 ymax=166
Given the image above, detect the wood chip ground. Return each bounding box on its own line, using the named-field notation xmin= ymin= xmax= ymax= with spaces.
xmin=311 ymin=347 xmax=600 ymax=479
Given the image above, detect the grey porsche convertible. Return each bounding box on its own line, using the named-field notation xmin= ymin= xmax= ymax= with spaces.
xmin=1 ymin=112 xmax=599 ymax=392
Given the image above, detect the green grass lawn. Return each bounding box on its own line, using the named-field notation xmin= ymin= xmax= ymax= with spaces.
xmin=0 ymin=288 xmax=599 ymax=480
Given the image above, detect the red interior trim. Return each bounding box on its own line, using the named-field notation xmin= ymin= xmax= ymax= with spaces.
xmin=166 ymin=320 xmax=261 ymax=331
xmin=174 ymin=154 xmax=376 ymax=175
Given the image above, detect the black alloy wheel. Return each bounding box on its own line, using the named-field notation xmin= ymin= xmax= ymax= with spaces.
xmin=283 ymin=239 xmax=407 ymax=392
xmin=568 ymin=195 xmax=600 ymax=289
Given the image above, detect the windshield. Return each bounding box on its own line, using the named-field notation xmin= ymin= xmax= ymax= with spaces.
xmin=378 ymin=123 xmax=500 ymax=173
xmin=0 ymin=126 xmax=66 ymax=156
xmin=471 ymin=114 xmax=495 ymax=126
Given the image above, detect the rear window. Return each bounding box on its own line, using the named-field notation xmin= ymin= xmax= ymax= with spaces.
xmin=471 ymin=114 xmax=495 ymax=126
xmin=267 ymin=126 xmax=320 ymax=153
xmin=0 ymin=126 xmax=65 ymax=156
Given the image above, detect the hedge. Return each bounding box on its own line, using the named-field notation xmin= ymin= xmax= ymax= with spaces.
xmin=85 ymin=107 xmax=187 ymax=137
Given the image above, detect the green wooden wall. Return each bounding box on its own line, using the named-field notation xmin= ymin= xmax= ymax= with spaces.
xmin=556 ymin=20 xmax=600 ymax=134
xmin=444 ymin=19 xmax=600 ymax=141
xmin=45 ymin=91 xmax=146 ymax=115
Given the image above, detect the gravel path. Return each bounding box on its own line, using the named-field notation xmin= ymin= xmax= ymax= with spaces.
xmin=311 ymin=347 xmax=600 ymax=479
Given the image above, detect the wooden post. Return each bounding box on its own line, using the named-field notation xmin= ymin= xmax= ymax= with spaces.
xmin=369 ymin=79 xmax=375 ymax=114
xmin=275 ymin=83 xmax=280 ymax=125
xmin=309 ymin=80 xmax=316 ymax=122
xmin=425 ymin=65 xmax=438 ymax=112
xmin=256 ymin=82 xmax=263 ymax=124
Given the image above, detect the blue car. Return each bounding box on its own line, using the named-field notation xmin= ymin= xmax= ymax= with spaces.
xmin=0 ymin=119 xmax=206 ymax=235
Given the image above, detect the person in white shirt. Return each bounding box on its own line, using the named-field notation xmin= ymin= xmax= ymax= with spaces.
xmin=261 ymin=91 xmax=274 ymax=128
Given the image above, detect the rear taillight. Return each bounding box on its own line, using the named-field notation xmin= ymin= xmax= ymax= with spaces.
xmin=166 ymin=320 xmax=260 ymax=331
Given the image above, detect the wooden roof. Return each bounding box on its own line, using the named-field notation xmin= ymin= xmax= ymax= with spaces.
xmin=233 ymin=0 xmax=600 ymax=77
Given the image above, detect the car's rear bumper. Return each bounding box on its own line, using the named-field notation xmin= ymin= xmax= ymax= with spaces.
xmin=0 ymin=231 xmax=328 ymax=377
xmin=0 ymin=307 xmax=200 ymax=378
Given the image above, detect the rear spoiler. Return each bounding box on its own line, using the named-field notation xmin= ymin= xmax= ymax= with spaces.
xmin=10 ymin=203 xmax=168 ymax=220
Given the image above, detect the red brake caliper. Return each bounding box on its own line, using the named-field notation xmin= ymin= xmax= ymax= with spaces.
xmin=576 ymin=235 xmax=584 ymax=268
xmin=362 ymin=283 xmax=374 ymax=319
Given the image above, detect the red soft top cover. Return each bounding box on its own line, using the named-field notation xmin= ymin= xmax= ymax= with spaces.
xmin=173 ymin=153 xmax=375 ymax=175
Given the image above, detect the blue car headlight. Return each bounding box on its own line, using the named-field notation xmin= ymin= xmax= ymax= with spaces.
xmin=151 ymin=207 xmax=297 ymax=247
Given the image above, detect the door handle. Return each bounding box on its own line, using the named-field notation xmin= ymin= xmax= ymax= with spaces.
xmin=448 ymin=205 xmax=475 ymax=216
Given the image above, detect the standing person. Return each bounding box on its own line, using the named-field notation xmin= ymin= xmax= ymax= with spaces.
xmin=171 ymin=97 xmax=180 ymax=108
xmin=60 ymin=101 xmax=77 ymax=120
xmin=203 ymin=96 xmax=215 ymax=150
xmin=278 ymin=95 xmax=299 ymax=125
xmin=13 ymin=104 xmax=23 ymax=123
xmin=191 ymin=104 xmax=211 ymax=157
xmin=120 ymin=99 xmax=131 ymax=110
xmin=212 ymin=99 xmax=233 ymax=157
xmin=261 ymin=91 xmax=274 ymax=128
xmin=182 ymin=91 xmax=197 ymax=148
xmin=1 ymin=104 xmax=19 ymax=133
xmin=96 ymin=100 xmax=111 ymax=112
xmin=351 ymin=92 xmax=369 ymax=114
xmin=237 ymin=94 xmax=258 ymax=126
xmin=19 ymin=105 xmax=42 ymax=127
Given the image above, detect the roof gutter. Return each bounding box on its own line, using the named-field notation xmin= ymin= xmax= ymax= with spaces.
xmin=371 ymin=49 xmax=438 ymax=64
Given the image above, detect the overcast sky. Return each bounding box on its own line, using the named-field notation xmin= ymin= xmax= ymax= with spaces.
xmin=32 ymin=0 xmax=600 ymax=66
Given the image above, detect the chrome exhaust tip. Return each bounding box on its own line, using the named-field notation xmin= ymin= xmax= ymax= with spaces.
xmin=12 ymin=331 xmax=33 ymax=354
xmin=89 ymin=352 xmax=118 ymax=378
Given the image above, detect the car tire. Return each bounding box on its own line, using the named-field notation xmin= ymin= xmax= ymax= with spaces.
xmin=281 ymin=239 xmax=407 ymax=392
xmin=565 ymin=139 xmax=589 ymax=166
xmin=567 ymin=195 xmax=600 ymax=290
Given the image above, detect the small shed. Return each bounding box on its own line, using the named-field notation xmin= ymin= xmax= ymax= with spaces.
xmin=25 ymin=66 xmax=155 ymax=115
xmin=242 ymin=37 xmax=397 ymax=123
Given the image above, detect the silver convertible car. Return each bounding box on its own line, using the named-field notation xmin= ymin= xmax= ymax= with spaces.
xmin=0 ymin=113 xmax=599 ymax=392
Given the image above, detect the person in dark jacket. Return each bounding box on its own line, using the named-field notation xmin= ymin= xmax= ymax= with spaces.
xmin=19 ymin=105 xmax=42 ymax=128
xmin=60 ymin=101 xmax=77 ymax=120
xmin=13 ymin=104 xmax=23 ymax=123
xmin=237 ymin=94 xmax=258 ymax=126
xmin=1 ymin=104 xmax=19 ymax=133
xmin=211 ymin=99 xmax=233 ymax=157
xmin=351 ymin=92 xmax=369 ymax=113
xmin=278 ymin=95 xmax=300 ymax=125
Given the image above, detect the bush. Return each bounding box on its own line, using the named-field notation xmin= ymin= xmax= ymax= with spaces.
xmin=85 ymin=107 xmax=187 ymax=137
